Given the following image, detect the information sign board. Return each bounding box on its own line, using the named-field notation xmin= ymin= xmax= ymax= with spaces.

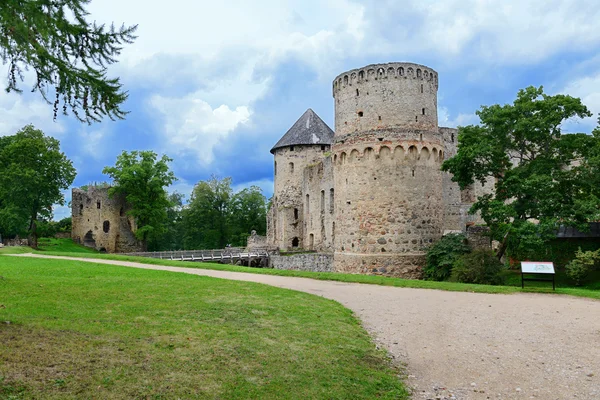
xmin=521 ymin=262 xmax=555 ymax=274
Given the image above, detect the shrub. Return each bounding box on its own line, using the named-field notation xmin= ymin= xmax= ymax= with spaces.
xmin=451 ymin=249 xmax=505 ymax=285
xmin=565 ymin=248 xmax=600 ymax=286
xmin=423 ymin=234 xmax=470 ymax=281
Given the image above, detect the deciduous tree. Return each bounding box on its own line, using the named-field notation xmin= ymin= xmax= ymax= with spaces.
xmin=442 ymin=86 xmax=600 ymax=259
xmin=0 ymin=125 xmax=76 ymax=247
xmin=102 ymin=151 xmax=176 ymax=251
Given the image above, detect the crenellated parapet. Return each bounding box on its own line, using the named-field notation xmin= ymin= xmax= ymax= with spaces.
xmin=332 ymin=62 xmax=439 ymax=96
xmin=332 ymin=62 xmax=439 ymax=135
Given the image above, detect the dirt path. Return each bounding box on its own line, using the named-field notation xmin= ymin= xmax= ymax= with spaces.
xmin=12 ymin=254 xmax=600 ymax=399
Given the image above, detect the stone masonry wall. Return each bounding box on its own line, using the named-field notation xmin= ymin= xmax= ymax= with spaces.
xmin=333 ymin=62 xmax=438 ymax=136
xmin=71 ymin=187 xmax=142 ymax=253
xmin=270 ymin=253 xmax=334 ymax=272
xmin=302 ymin=156 xmax=335 ymax=252
xmin=270 ymin=145 xmax=331 ymax=251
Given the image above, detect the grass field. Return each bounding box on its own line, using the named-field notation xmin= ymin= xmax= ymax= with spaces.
xmin=0 ymin=256 xmax=408 ymax=399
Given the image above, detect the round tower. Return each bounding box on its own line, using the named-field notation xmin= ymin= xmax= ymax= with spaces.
xmin=331 ymin=62 xmax=444 ymax=277
xmin=268 ymin=109 xmax=334 ymax=251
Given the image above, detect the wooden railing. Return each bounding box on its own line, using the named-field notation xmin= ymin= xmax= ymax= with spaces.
xmin=123 ymin=248 xmax=270 ymax=263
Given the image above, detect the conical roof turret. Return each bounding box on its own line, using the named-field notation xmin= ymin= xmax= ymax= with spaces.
xmin=270 ymin=109 xmax=334 ymax=154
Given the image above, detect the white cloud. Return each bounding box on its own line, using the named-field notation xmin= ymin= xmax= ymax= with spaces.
xmin=561 ymin=72 xmax=600 ymax=130
xmin=438 ymin=107 xmax=479 ymax=128
xmin=0 ymin=92 xmax=65 ymax=137
xmin=150 ymin=92 xmax=252 ymax=164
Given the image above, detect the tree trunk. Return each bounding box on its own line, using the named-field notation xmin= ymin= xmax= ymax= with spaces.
xmin=29 ymin=213 xmax=38 ymax=249
xmin=496 ymin=231 xmax=509 ymax=261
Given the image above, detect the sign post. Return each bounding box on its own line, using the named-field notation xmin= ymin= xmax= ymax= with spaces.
xmin=520 ymin=262 xmax=556 ymax=290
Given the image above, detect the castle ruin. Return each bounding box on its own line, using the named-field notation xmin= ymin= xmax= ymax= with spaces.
xmin=267 ymin=62 xmax=493 ymax=278
xmin=71 ymin=186 xmax=142 ymax=253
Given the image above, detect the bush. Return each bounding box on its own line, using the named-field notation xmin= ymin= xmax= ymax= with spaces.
xmin=565 ymin=248 xmax=600 ymax=286
xmin=423 ymin=234 xmax=470 ymax=281
xmin=451 ymin=249 xmax=505 ymax=285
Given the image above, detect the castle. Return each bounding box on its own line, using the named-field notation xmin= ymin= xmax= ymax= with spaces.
xmin=267 ymin=62 xmax=493 ymax=278
xmin=71 ymin=186 xmax=142 ymax=253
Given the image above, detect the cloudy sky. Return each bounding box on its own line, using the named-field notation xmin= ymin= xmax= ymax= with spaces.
xmin=2 ymin=0 xmax=600 ymax=220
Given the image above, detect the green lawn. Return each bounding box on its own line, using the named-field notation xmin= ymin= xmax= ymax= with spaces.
xmin=37 ymin=237 xmax=98 ymax=253
xmin=0 ymin=256 xmax=408 ymax=399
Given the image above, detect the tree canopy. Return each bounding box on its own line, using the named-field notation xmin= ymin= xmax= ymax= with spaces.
xmin=0 ymin=125 xmax=76 ymax=246
xmin=442 ymin=86 xmax=600 ymax=259
xmin=1 ymin=0 xmax=137 ymax=123
xmin=102 ymin=151 xmax=176 ymax=250
xmin=182 ymin=177 xmax=267 ymax=250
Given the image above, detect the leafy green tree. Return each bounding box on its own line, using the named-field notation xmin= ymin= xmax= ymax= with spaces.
xmin=442 ymin=86 xmax=600 ymax=259
xmin=102 ymin=151 xmax=176 ymax=251
xmin=147 ymin=192 xmax=185 ymax=251
xmin=229 ymin=186 xmax=267 ymax=246
xmin=0 ymin=125 xmax=76 ymax=247
xmin=183 ymin=177 xmax=232 ymax=250
xmin=1 ymin=0 xmax=137 ymax=123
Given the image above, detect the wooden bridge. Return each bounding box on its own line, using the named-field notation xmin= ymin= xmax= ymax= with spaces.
xmin=124 ymin=248 xmax=270 ymax=265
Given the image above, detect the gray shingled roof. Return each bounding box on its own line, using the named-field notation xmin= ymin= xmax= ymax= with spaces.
xmin=270 ymin=109 xmax=334 ymax=153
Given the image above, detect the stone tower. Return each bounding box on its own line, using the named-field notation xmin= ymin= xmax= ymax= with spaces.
xmin=71 ymin=186 xmax=142 ymax=253
xmin=331 ymin=62 xmax=445 ymax=276
xmin=267 ymin=109 xmax=334 ymax=250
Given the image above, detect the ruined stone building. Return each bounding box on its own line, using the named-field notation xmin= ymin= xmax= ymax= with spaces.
xmin=71 ymin=186 xmax=142 ymax=253
xmin=267 ymin=62 xmax=493 ymax=278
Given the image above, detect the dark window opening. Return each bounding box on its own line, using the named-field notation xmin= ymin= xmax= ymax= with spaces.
xmin=451 ymin=133 xmax=455 ymax=142
xmin=97 ymin=201 xmax=101 ymax=209
xmin=306 ymin=194 xmax=310 ymax=214
xmin=415 ymin=116 xmax=418 ymax=122
xmin=120 ymin=207 xmax=124 ymax=217
xmin=378 ymin=115 xmax=382 ymax=121
xmin=378 ymin=137 xmax=383 ymax=141
xmin=79 ymin=204 xmax=83 ymax=216
xmin=320 ymin=190 xmax=325 ymax=212
xmin=421 ymin=84 xmax=424 ymax=93
xmin=329 ymin=189 xmax=334 ymax=213
xmin=294 ymin=208 xmax=299 ymax=220
xmin=103 ymin=220 xmax=110 ymax=233
xmin=412 ymin=169 xmax=415 ymax=177
xmin=422 ymin=108 xmax=425 ymax=115
xmin=274 ymin=161 xmax=277 ymax=176
xmin=290 ymin=146 xmax=294 ymax=151
xmin=420 ymin=133 xmax=423 ymax=141
xmin=356 ymin=88 xmax=359 ymax=96
xmin=321 ymin=145 xmax=326 ymax=151
xmin=289 ymin=162 xmax=294 ymax=173
xmin=358 ymin=111 xmax=363 ymax=117
xmin=292 ymin=237 xmax=299 ymax=248
xmin=381 ymin=248 xmax=386 ymax=252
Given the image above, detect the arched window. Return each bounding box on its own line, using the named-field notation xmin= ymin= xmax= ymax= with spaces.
xmin=292 ymin=237 xmax=299 ymax=248
xmin=103 ymin=221 xmax=110 ymax=233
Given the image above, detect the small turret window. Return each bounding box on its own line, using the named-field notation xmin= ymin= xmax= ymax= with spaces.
xmin=97 ymin=201 xmax=101 ymax=209
xmin=422 ymin=108 xmax=425 ymax=115
xmin=289 ymin=162 xmax=294 ymax=173
xmin=290 ymin=146 xmax=294 ymax=151
xmin=358 ymin=111 xmax=363 ymax=117
xmin=294 ymin=208 xmax=299 ymax=220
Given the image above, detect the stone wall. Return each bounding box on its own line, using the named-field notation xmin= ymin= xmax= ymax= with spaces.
xmin=333 ymin=62 xmax=438 ymax=135
xmin=466 ymin=225 xmax=492 ymax=250
xmin=302 ymin=157 xmax=335 ymax=252
xmin=246 ymin=230 xmax=267 ymax=250
xmin=270 ymin=252 xmax=334 ymax=272
xmin=71 ymin=187 xmax=142 ymax=253
xmin=269 ymin=145 xmax=331 ymax=251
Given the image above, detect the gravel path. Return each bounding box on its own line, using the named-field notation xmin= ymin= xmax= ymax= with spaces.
xmin=12 ymin=254 xmax=600 ymax=399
